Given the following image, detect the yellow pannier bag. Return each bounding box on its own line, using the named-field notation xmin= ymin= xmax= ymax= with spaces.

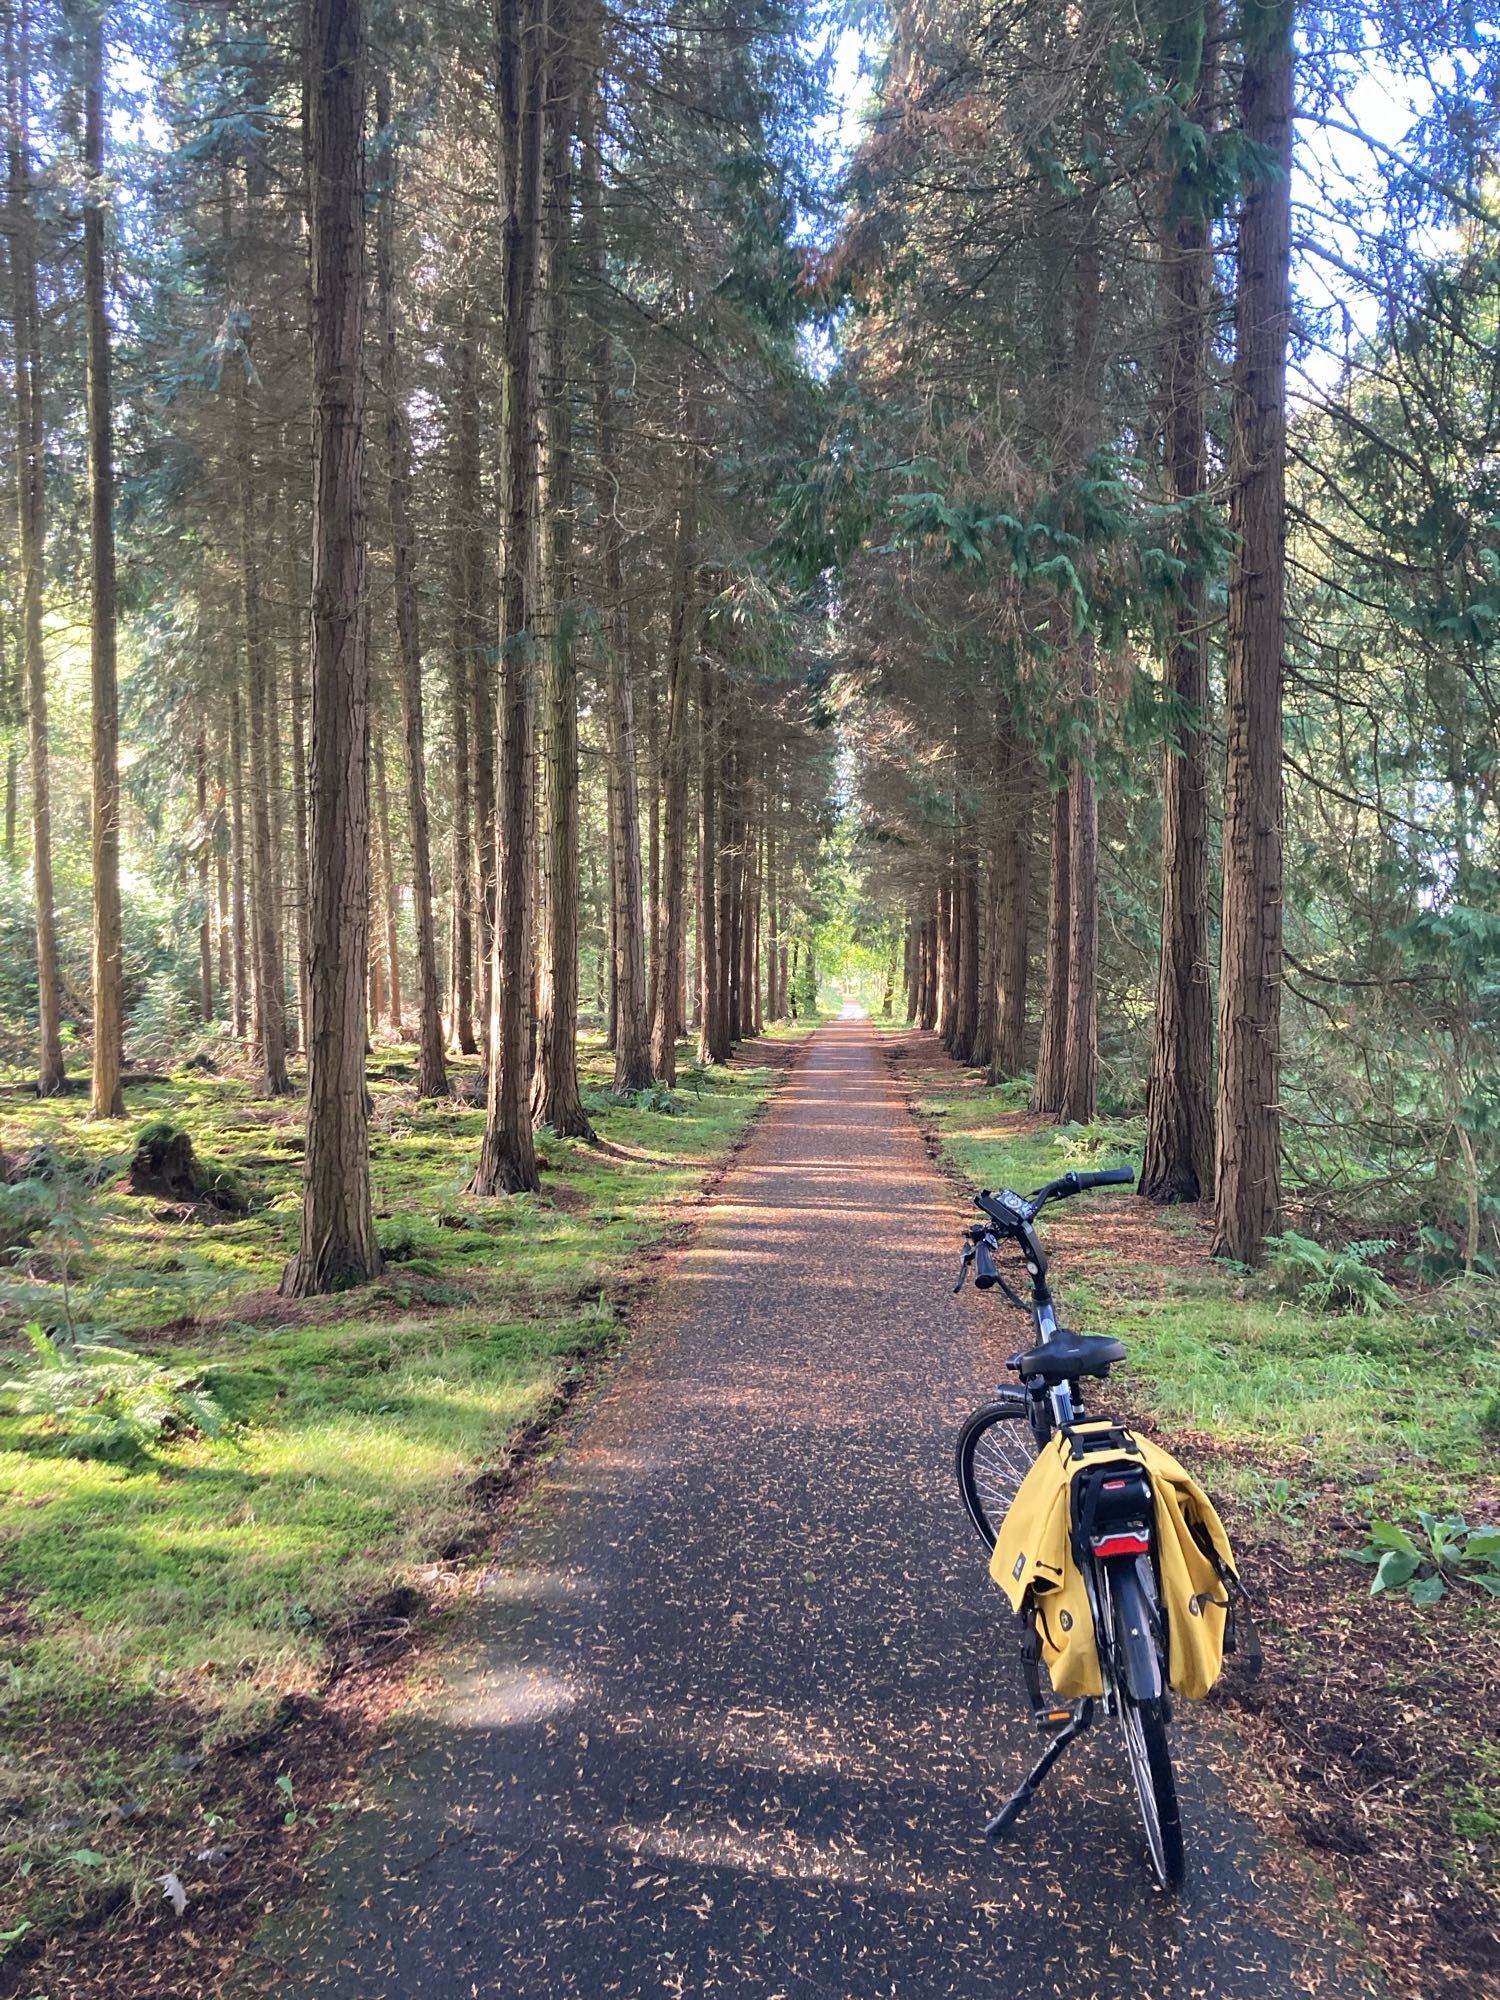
xmin=989 ymin=1421 xmax=1241 ymax=1702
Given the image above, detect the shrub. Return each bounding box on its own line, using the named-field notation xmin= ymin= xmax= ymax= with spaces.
xmin=1 ymin=1322 xmax=228 ymax=1462
xmin=1263 ymin=1230 xmax=1398 ymax=1315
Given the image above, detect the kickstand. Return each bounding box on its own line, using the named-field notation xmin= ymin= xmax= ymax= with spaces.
xmin=985 ymin=1700 xmax=1095 ymax=1841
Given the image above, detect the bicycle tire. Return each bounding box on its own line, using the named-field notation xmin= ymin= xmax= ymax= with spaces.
xmin=955 ymin=1394 xmax=1035 ymax=1548
xmin=1110 ymin=1570 xmax=1184 ymax=1888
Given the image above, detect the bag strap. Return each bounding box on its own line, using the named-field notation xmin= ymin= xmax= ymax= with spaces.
xmin=1215 ymin=1556 xmax=1263 ymax=1677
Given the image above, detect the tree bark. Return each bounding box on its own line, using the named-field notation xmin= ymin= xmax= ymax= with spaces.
xmin=1142 ymin=18 xmax=1218 ymax=1204
xmin=3 ymin=0 xmax=64 ymax=1095
xmin=1213 ymin=0 xmax=1294 ymax=1264
xmin=238 ymin=387 xmax=290 ymax=1093
xmin=196 ymin=728 xmax=214 ymax=1020
xmin=472 ymin=0 xmax=545 ymax=1193
xmin=375 ymin=70 xmax=446 ymax=1098
xmin=1061 ymin=644 xmax=1099 ymax=1123
xmin=372 ymin=725 xmax=402 ymax=1032
xmin=530 ymin=32 xmax=592 ymax=1139
xmin=284 ymin=0 xmax=382 ymax=1295
xmin=83 ymin=6 xmax=123 ymax=1118
xmin=649 ymin=434 xmax=697 ymax=1086
xmin=1032 ymin=784 xmax=1071 ymax=1111
xmin=285 ymin=518 xmax=313 ymax=1052
xmin=989 ymin=725 xmax=1032 ymax=1081
xmin=697 ymin=658 xmax=729 ymax=1064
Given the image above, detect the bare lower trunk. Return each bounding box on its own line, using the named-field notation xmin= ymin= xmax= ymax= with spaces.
xmin=530 ymin=40 xmax=592 ymax=1140
xmin=1060 ymin=648 xmax=1098 ymax=1123
xmin=1032 ymin=785 xmax=1070 ymax=1112
xmin=1143 ymin=30 xmax=1218 ymax=1204
xmin=240 ymin=397 xmax=290 ymax=1094
xmin=376 ymin=71 xmax=446 ymax=1097
xmin=4 ymin=2 xmax=63 ymax=1095
xmin=472 ymin=0 xmax=544 ymax=1194
xmin=1213 ymin=0 xmax=1294 ymax=1265
xmin=83 ymin=8 xmax=123 ymax=1118
xmin=649 ymin=438 xmax=697 ymax=1087
xmin=284 ymin=0 xmax=382 ymax=1295
xmin=990 ymin=726 xmax=1032 ymax=1081
xmin=372 ymin=728 xmax=402 ymax=1033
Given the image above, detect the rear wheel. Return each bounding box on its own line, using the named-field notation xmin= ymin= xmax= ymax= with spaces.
xmin=1118 ymin=1694 xmax=1184 ymax=1888
xmin=955 ymin=1394 xmax=1034 ymax=1548
xmin=1109 ymin=1568 xmax=1184 ymax=1888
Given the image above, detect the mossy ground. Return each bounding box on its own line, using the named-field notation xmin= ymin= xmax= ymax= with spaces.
xmin=0 ymin=1031 xmax=796 ymax=1953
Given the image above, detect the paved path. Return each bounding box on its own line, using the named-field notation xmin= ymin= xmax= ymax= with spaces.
xmin=257 ymin=1026 xmax=1373 ymax=1998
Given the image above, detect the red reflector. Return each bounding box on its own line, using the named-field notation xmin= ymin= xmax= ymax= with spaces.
xmin=1102 ymin=1478 xmax=1127 ymax=1489
xmin=1092 ymin=1532 xmax=1151 ymax=1558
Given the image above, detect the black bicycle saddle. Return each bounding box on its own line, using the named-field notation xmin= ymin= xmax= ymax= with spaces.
xmin=1009 ymin=1331 xmax=1126 ymax=1383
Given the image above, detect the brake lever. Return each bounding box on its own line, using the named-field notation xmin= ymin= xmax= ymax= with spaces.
xmin=953 ymin=1243 xmax=975 ymax=1293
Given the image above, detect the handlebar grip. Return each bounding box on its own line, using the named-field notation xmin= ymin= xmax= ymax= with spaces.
xmin=974 ymin=1236 xmax=999 ymax=1289
xmin=1075 ymin=1168 xmax=1135 ymax=1188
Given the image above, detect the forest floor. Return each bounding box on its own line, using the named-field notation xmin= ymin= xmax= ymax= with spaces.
xmin=885 ymin=1029 xmax=1500 ymax=2000
xmin=0 ymin=1029 xmax=806 ymax=1997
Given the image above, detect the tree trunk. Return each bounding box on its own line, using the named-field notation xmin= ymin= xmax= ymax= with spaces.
xmin=530 ymin=37 xmax=592 ymax=1140
xmin=284 ymin=0 xmax=382 ymax=1295
xmin=473 ymin=0 xmax=545 ymax=1194
xmin=1213 ymin=0 xmax=1294 ymax=1265
xmin=1060 ymin=645 xmax=1099 ymax=1123
xmin=953 ymin=838 xmax=980 ymax=1064
xmin=1142 ymin=20 xmax=1218 ymax=1204
xmin=196 ymin=727 xmax=214 ymax=1019
xmin=228 ymin=685 xmax=250 ymax=1037
xmin=83 ymin=6 xmax=123 ymax=1118
xmin=935 ymin=868 xmax=957 ymax=1048
xmin=3 ymin=0 xmax=64 ymax=1095
xmin=455 ymin=304 xmax=495 ymax=1053
xmin=447 ymin=309 xmax=480 ymax=1057
xmin=375 ymin=70 xmax=446 ymax=1097
xmin=990 ymin=727 xmax=1032 ymax=1081
xmin=286 ymin=523 xmax=313 ymax=1053
xmin=697 ymin=658 xmax=729 ymax=1064
xmin=1032 ymin=784 xmax=1071 ymax=1112
xmin=372 ymin=726 xmax=402 ymax=1032
xmin=239 ymin=393 xmax=291 ymax=1094
xmin=584 ymin=118 xmax=652 ymax=1092
xmin=649 ymin=434 xmax=697 ymax=1087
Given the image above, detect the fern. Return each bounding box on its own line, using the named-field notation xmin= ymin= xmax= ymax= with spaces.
xmin=1264 ymin=1230 xmax=1398 ymax=1315
xmin=2 ymin=1325 xmax=228 ymax=1460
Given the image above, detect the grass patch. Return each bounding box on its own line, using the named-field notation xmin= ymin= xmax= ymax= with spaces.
xmin=0 ymin=1031 xmax=791 ymax=1947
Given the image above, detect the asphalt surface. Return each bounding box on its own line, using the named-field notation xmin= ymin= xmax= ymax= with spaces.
xmin=251 ymin=1025 xmax=1376 ymax=1998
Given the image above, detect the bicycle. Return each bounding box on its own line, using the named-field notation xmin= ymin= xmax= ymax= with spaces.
xmin=953 ymin=1166 xmax=1185 ymax=1889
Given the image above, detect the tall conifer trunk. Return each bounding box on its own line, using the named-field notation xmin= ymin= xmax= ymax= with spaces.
xmin=284 ymin=0 xmax=382 ymax=1295
xmin=1143 ymin=11 xmax=1218 ymax=1203
xmin=473 ymin=0 xmax=545 ymax=1193
xmin=530 ymin=30 xmax=593 ymax=1138
xmin=375 ymin=71 xmax=447 ymax=1098
xmin=1213 ymin=0 xmax=1294 ymax=1264
xmin=1032 ymin=787 xmax=1070 ymax=1111
xmin=649 ymin=438 xmax=697 ymax=1086
xmin=83 ymin=5 xmax=124 ymax=1118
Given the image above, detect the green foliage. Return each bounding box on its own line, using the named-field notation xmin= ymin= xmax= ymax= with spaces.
xmin=1262 ymin=1231 xmax=1399 ymax=1315
xmin=1348 ymin=1513 xmax=1500 ymax=1606
xmin=1 ymin=1322 xmax=228 ymax=1462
